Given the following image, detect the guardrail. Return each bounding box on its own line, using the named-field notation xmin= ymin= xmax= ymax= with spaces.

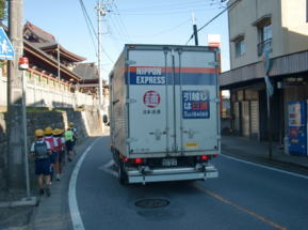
xmin=0 ymin=68 xmax=98 ymax=108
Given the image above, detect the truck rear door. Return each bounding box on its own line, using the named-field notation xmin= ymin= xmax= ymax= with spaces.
xmin=174 ymin=49 xmax=219 ymax=153
xmin=127 ymin=46 xmax=219 ymax=156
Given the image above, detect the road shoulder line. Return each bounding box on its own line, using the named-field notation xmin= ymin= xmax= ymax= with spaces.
xmin=222 ymin=154 xmax=308 ymax=180
xmin=68 ymin=137 xmax=101 ymax=230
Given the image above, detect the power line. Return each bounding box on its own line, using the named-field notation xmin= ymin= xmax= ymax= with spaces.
xmin=119 ymin=0 xmax=214 ymax=12
xmin=120 ymin=7 xmax=220 ymax=16
xmin=112 ymin=2 xmax=132 ymax=42
xmin=185 ymin=0 xmax=238 ymax=45
xmin=78 ymin=0 xmax=98 ymax=56
xmin=78 ymin=0 xmax=114 ymax=63
xmin=105 ymin=3 xmax=131 ymax=42
xmin=135 ymin=19 xmax=191 ymax=38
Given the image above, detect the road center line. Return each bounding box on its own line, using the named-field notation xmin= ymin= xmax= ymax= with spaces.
xmin=68 ymin=137 xmax=101 ymax=230
xmin=193 ymin=183 xmax=288 ymax=230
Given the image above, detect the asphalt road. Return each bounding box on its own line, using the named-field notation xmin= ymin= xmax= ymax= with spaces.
xmin=73 ymin=136 xmax=308 ymax=230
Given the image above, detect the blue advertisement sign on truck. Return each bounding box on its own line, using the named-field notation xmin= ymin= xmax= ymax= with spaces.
xmin=182 ymin=90 xmax=210 ymax=119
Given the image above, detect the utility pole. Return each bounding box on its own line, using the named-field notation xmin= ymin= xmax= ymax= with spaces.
xmin=7 ymin=0 xmax=26 ymax=190
xmin=95 ymin=1 xmax=105 ymax=111
xmin=192 ymin=11 xmax=199 ymax=46
xmin=96 ymin=0 xmax=103 ymax=111
xmin=95 ymin=1 xmax=112 ymax=112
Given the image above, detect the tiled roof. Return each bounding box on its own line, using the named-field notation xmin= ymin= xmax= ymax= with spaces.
xmin=24 ymin=21 xmax=56 ymax=43
xmin=73 ymin=63 xmax=99 ymax=80
xmin=24 ymin=22 xmax=86 ymax=63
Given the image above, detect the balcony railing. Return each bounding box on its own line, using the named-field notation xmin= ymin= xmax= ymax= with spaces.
xmin=257 ymin=38 xmax=272 ymax=56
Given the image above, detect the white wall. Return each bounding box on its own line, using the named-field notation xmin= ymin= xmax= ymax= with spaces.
xmin=0 ymin=75 xmax=98 ymax=109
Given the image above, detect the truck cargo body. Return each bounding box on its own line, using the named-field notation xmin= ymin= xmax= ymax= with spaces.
xmin=109 ymin=44 xmax=220 ymax=184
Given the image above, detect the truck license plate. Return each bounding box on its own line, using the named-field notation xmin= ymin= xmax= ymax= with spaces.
xmin=162 ymin=158 xmax=177 ymax=167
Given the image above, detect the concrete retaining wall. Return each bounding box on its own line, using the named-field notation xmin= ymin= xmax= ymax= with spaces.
xmin=0 ymin=113 xmax=7 ymax=192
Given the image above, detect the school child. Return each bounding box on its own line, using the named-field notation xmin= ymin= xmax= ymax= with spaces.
xmin=65 ymin=127 xmax=74 ymax=162
xmin=44 ymin=127 xmax=58 ymax=182
xmin=52 ymin=128 xmax=66 ymax=181
xmin=68 ymin=122 xmax=78 ymax=154
xmin=30 ymin=129 xmax=52 ymax=197
xmin=59 ymin=129 xmax=67 ymax=166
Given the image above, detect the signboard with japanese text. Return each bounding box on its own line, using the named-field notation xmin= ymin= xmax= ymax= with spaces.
xmin=182 ymin=90 xmax=210 ymax=119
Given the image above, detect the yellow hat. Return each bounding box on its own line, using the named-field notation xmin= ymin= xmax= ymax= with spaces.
xmin=69 ymin=122 xmax=74 ymax=127
xmin=35 ymin=129 xmax=44 ymax=137
xmin=44 ymin=127 xmax=53 ymax=135
xmin=52 ymin=128 xmax=61 ymax=136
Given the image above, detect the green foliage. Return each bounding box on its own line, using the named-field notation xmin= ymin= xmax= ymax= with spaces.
xmin=0 ymin=0 xmax=6 ymax=21
xmin=26 ymin=107 xmax=50 ymax=113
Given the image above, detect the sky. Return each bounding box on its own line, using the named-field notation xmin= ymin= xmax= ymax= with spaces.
xmin=24 ymin=0 xmax=230 ymax=81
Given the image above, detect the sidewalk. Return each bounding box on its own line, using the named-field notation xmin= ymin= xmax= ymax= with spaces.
xmin=222 ymin=135 xmax=308 ymax=175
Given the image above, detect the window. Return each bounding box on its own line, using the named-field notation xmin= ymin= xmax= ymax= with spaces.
xmin=253 ymin=15 xmax=272 ymax=56
xmin=235 ymin=39 xmax=246 ymax=57
xmin=260 ymin=24 xmax=272 ymax=42
xmin=257 ymin=23 xmax=272 ymax=56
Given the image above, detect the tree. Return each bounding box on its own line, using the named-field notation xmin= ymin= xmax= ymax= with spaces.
xmin=0 ymin=0 xmax=6 ymax=22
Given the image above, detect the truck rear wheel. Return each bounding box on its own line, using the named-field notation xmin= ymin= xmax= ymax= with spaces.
xmin=118 ymin=161 xmax=128 ymax=185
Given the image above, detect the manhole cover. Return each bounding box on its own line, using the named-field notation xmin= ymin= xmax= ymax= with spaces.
xmin=135 ymin=198 xmax=170 ymax=209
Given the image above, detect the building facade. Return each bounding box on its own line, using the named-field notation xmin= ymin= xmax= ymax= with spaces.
xmin=221 ymin=0 xmax=308 ymax=150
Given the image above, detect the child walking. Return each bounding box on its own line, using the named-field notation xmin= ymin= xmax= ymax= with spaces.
xmin=30 ymin=129 xmax=52 ymax=197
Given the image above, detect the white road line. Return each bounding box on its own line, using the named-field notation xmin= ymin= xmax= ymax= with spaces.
xmin=68 ymin=137 xmax=101 ymax=230
xmin=98 ymin=160 xmax=118 ymax=178
xmin=222 ymin=154 xmax=308 ymax=180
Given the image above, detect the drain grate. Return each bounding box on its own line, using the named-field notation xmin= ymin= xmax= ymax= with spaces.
xmin=135 ymin=198 xmax=170 ymax=209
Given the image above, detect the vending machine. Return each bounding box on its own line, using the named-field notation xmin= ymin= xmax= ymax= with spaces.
xmin=288 ymin=101 xmax=307 ymax=155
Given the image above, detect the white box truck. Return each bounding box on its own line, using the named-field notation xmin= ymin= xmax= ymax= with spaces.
xmin=109 ymin=44 xmax=220 ymax=184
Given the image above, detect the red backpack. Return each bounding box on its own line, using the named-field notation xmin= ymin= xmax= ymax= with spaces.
xmin=54 ymin=137 xmax=63 ymax=152
xmin=44 ymin=136 xmax=55 ymax=151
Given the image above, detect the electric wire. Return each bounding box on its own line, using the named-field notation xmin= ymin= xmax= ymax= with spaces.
xmin=105 ymin=3 xmax=131 ymax=43
xmin=112 ymin=2 xmax=132 ymax=42
xmin=78 ymin=0 xmax=98 ymax=57
xmin=120 ymin=0 xmax=214 ymax=12
xmin=78 ymin=0 xmax=114 ymax=63
xmin=120 ymin=7 xmax=220 ymax=16
xmin=135 ymin=19 xmax=191 ymax=38
xmin=117 ymin=0 xmax=222 ymax=16
xmin=185 ymin=0 xmax=236 ymax=45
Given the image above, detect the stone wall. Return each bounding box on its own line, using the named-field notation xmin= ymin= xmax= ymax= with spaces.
xmin=0 ymin=108 xmax=102 ymax=192
xmin=0 ymin=113 xmax=7 ymax=191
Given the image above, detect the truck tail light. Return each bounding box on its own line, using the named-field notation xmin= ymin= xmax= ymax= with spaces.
xmin=122 ymin=157 xmax=128 ymax=162
xmin=200 ymin=155 xmax=209 ymax=161
xmin=133 ymin=158 xmax=144 ymax=165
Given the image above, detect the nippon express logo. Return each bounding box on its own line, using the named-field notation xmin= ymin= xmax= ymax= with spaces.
xmin=143 ymin=91 xmax=161 ymax=108
xmin=131 ymin=67 xmax=166 ymax=85
xmin=137 ymin=67 xmax=162 ymax=75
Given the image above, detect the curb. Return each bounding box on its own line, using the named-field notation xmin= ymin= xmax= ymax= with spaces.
xmin=0 ymin=197 xmax=38 ymax=208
